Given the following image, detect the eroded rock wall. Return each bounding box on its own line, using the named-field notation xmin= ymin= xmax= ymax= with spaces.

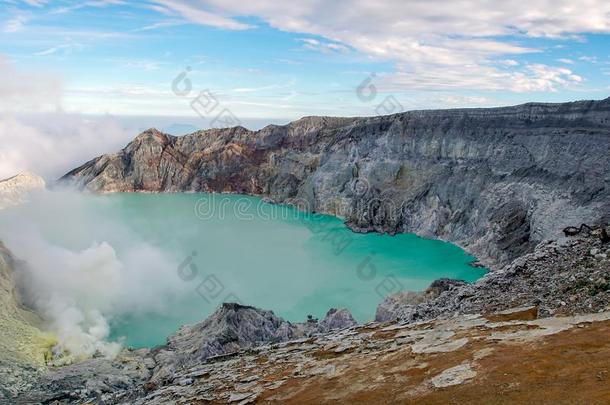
xmin=62 ymin=99 xmax=610 ymax=267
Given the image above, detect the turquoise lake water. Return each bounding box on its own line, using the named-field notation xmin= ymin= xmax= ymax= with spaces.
xmin=0 ymin=192 xmax=485 ymax=348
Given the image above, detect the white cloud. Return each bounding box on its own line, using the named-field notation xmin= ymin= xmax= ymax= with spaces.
xmin=376 ymin=63 xmax=582 ymax=93
xmin=153 ymin=0 xmax=253 ymax=30
xmin=0 ymin=113 xmax=133 ymax=180
xmin=434 ymin=94 xmax=496 ymax=107
xmin=0 ymin=57 xmax=61 ymax=112
xmin=34 ymin=42 xmax=85 ymax=56
xmin=0 ymin=58 xmax=132 ymax=180
xmin=50 ymin=0 xmax=126 ymax=14
xmin=3 ymin=14 xmax=30 ymax=32
xmin=558 ymin=58 xmax=575 ymax=64
xmin=500 ymin=59 xmax=520 ymax=66
xmin=579 ymin=55 xmax=599 ymax=63
xmin=132 ymin=19 xmax=184 ymax=31
xmin=299 ymin=38 xmax=349 ymax=53
xmin=21 ymin=0 xmax=46 ymax=6
xmin=2 ymin=189 xmax=187 ymax=358
xmin=121 ymin=60 xmax=165 ymax=71
xmin=150 ymin=0 xmax=610 ymax=92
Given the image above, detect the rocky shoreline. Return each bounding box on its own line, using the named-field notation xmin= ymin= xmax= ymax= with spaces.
xmin=5 ymin=226 xmax=607 ymax=404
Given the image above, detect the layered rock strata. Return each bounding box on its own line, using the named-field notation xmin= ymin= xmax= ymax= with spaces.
xmin=62 ymin=98 xmax=610 ymax=268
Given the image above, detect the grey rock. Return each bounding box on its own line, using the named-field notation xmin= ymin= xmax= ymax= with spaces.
xmin=150 ymin=303 xmax=358 ymax=386
xmin=375 ymin=291 xmax=427 ymax=322
xmin=152 ymin=303 xmax=299 ymax=383
xmin=376 ymin=278 xmax=466 ymax=322
xmin=21 ymin=354 xmax=151 ymax=404
xmin=426 ymin=278 xmax=467 ymax=298
xmin=318 ymin=308 xmax=358 ymax=332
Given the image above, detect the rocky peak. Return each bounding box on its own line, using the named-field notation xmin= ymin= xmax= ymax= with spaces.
xmin=129 ymin=128 xmax=174 ymax=147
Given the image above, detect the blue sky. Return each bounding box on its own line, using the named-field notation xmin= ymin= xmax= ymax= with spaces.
xmin=0 ymin=1 xmax=609 ymax=179
xmin=1 ymin=0 xmax=610 ymax=126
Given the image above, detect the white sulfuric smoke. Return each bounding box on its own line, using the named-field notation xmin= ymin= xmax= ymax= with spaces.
xmin=0 ymin=188 xmax=187 ymax=359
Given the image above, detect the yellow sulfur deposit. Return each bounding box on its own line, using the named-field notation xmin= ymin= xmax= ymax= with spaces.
xmin=0 ymin=242 xmax=51 ymax=368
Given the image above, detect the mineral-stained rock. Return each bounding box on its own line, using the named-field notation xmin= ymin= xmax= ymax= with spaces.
xmin=0 ymin=241 xmax=48 ymax=402
xmin=61 ymin=98 xmax=610 ymax=269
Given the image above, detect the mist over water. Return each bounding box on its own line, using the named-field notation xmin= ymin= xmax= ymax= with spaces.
xmin=0 ymin=190 xmax=485 ymax=350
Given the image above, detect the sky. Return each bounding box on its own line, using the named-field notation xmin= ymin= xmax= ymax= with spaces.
xmin=0 ymin=0 xmax=609 ymax=178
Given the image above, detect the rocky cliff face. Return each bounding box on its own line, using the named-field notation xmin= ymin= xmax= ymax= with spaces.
xmin=62 ymin=99 xmax=610 ymax=268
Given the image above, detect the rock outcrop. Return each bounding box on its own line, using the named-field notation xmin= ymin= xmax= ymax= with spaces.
xmin=149 ymin=303 xmax=357 ymax=386
xmin=61 ymin=98 xmax=610 ymax=268
xmin=0 ymin=172 xmax=45 ymax=209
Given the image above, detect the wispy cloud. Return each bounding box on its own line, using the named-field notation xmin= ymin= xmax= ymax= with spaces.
xmin=499 ymin=59 xmax=520 ymax=66
xmin=3 ymin=14 xmax=30 ymax=33
xmin=378 ymin=63 xmax=583 ymax=93
xmin=152 ymin=0 xmax=253 ymax=30
xmin=34 ymin=43 xmax=85 ymax=56
xmin=121 ymin=59 xmax=166 ymax=71
xmin=50 ymin=0 xmax=126 ymax=15
xmin=299 ymin=38 xmax=349 ymax=53
xmin=579 ymin=55 xmax=599 ymax=63
xmin=21 ymin=0 xmax=46 ymax=6
xmin=132 ymin=19 xmax=184 ymax=32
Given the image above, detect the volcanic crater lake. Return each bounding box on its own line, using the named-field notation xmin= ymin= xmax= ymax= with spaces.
xmin=1 ymin=192 xmax=486 ymax=348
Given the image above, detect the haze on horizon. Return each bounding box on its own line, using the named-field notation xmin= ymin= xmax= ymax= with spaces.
xmin=1 ymin=0 xmax=609 ymax=179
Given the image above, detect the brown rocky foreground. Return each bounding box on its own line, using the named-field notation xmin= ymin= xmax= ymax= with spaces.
xmin=130 ymin=307 xmax=610 ymax=405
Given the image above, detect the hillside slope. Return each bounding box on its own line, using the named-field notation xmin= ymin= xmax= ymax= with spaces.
xmin=0 ymin=242 xmax=50 ymax=401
